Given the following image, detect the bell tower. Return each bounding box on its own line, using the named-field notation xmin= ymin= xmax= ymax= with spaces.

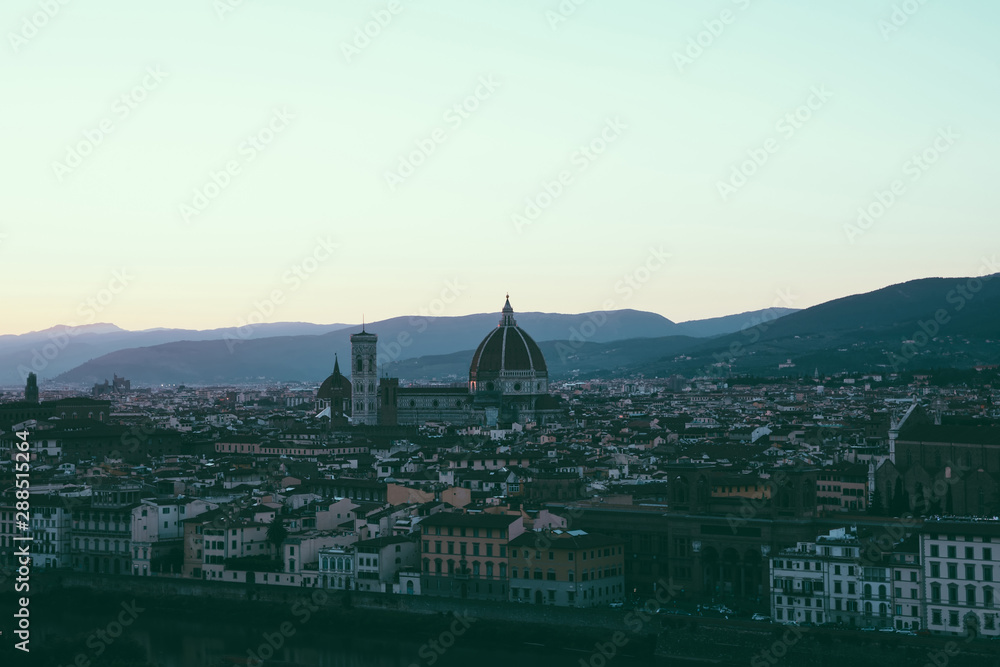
xmin=350 ymin=324 xmax=378 ymax=426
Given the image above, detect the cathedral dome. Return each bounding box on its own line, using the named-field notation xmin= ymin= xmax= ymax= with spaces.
xmin=317 ymin=355 xmax=351 ymax=400
xmin=469 ymin=297 xmax=547 ymax=391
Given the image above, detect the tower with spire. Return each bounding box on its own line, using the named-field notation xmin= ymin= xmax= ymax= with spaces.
xmin=350 ymin=323 xmax=378 ymax=426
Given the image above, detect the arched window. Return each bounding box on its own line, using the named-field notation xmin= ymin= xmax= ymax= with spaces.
xmin=864 ymin=583 xmax=872 ymax=598
xmin=878 ymin=584 xmax=886 ymax=599
xmin=356 ymin=358 xmax=363 ymax=372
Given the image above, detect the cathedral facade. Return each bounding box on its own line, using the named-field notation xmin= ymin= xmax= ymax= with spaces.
xmin=317 ymin=297 xmax=562 ymax=427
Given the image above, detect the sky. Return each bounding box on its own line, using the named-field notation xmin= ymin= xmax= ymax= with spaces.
xmin=2 ymin=0 xmax=999 ymax=335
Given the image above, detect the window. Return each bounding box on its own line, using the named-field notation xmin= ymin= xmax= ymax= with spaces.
xmin=948 ymin=563 xmax=958 ymax=579
xmin=931 ymin=545 xmax=940 ymax=558
xmin=949 ymin=611 xmax=959 ymax=627
xmin=966 ymin=547 xmax=975 ymax=560
xmin=930 ymin=562 xmax=940 ymax=578
xmin=967 ymin=585 xmax=977 ymax=605
xmin=948 ymin=584 xmax=959 ymax=605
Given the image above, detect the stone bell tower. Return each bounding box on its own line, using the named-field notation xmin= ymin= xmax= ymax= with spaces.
xmin=350 ymin=324 xmax=378 ymax=426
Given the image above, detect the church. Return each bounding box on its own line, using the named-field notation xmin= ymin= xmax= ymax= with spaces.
xmin=316 ymin=297 xmax=563 ymax=427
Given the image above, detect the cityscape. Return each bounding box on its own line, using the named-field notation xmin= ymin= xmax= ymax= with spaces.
xmin=2 ymin=292 xmax=1000 ymax=666
xmin=3 ymin=1 xmax=1000 ymax=667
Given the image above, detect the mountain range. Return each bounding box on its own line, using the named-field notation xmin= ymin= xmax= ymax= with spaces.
xmin=7 ymin=274 xmax=1000 ymax=387
xmin=3 ymin=308 xmax=794 ymax=386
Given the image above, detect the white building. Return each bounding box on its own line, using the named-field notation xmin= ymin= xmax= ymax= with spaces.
xmin=921 ymin=518 xmax=1000 ymax=638
xmin=770 ymin=527 xmax=899 ymax=629
xmin=29 ymin=495 xmax=73 ymax=568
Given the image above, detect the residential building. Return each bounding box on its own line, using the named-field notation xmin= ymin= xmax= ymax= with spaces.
xmin=508 ymin=529 xmax=625 ymax=607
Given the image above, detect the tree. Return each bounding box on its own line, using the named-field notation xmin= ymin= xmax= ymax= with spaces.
xmin=868 ymin=486 xmax=883 ymax=515
xmin=891 ymin=478 xmax=907 ymax=515
xmin=267 ymin=516 xmax=287 ymax=549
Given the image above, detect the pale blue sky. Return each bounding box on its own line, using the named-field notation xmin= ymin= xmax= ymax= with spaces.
xmin=3 ymin=0 xmax=998 ymax=334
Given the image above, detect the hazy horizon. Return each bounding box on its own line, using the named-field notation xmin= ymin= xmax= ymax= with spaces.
xmin=4 ymin=1 xmax=998 ymax=335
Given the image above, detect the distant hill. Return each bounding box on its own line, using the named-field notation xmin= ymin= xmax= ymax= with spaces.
xmin=672 ymin=308 xmax=797 ymax=338
xmin=382 ymin=336 xmax=704 ymax=383
xmin=48 ymin=307 xmax=793 ymax=386
xmin=0 ymin=322 xmax=352 ymax=385
xmin=632 ymin=274 xmax=1000 ymax=377
xmin=30 ymin=275 xmax=1000 ymax=386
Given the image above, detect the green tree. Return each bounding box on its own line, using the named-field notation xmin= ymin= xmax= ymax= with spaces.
xmin=267 ymin=516 xmax=287 ymax=549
